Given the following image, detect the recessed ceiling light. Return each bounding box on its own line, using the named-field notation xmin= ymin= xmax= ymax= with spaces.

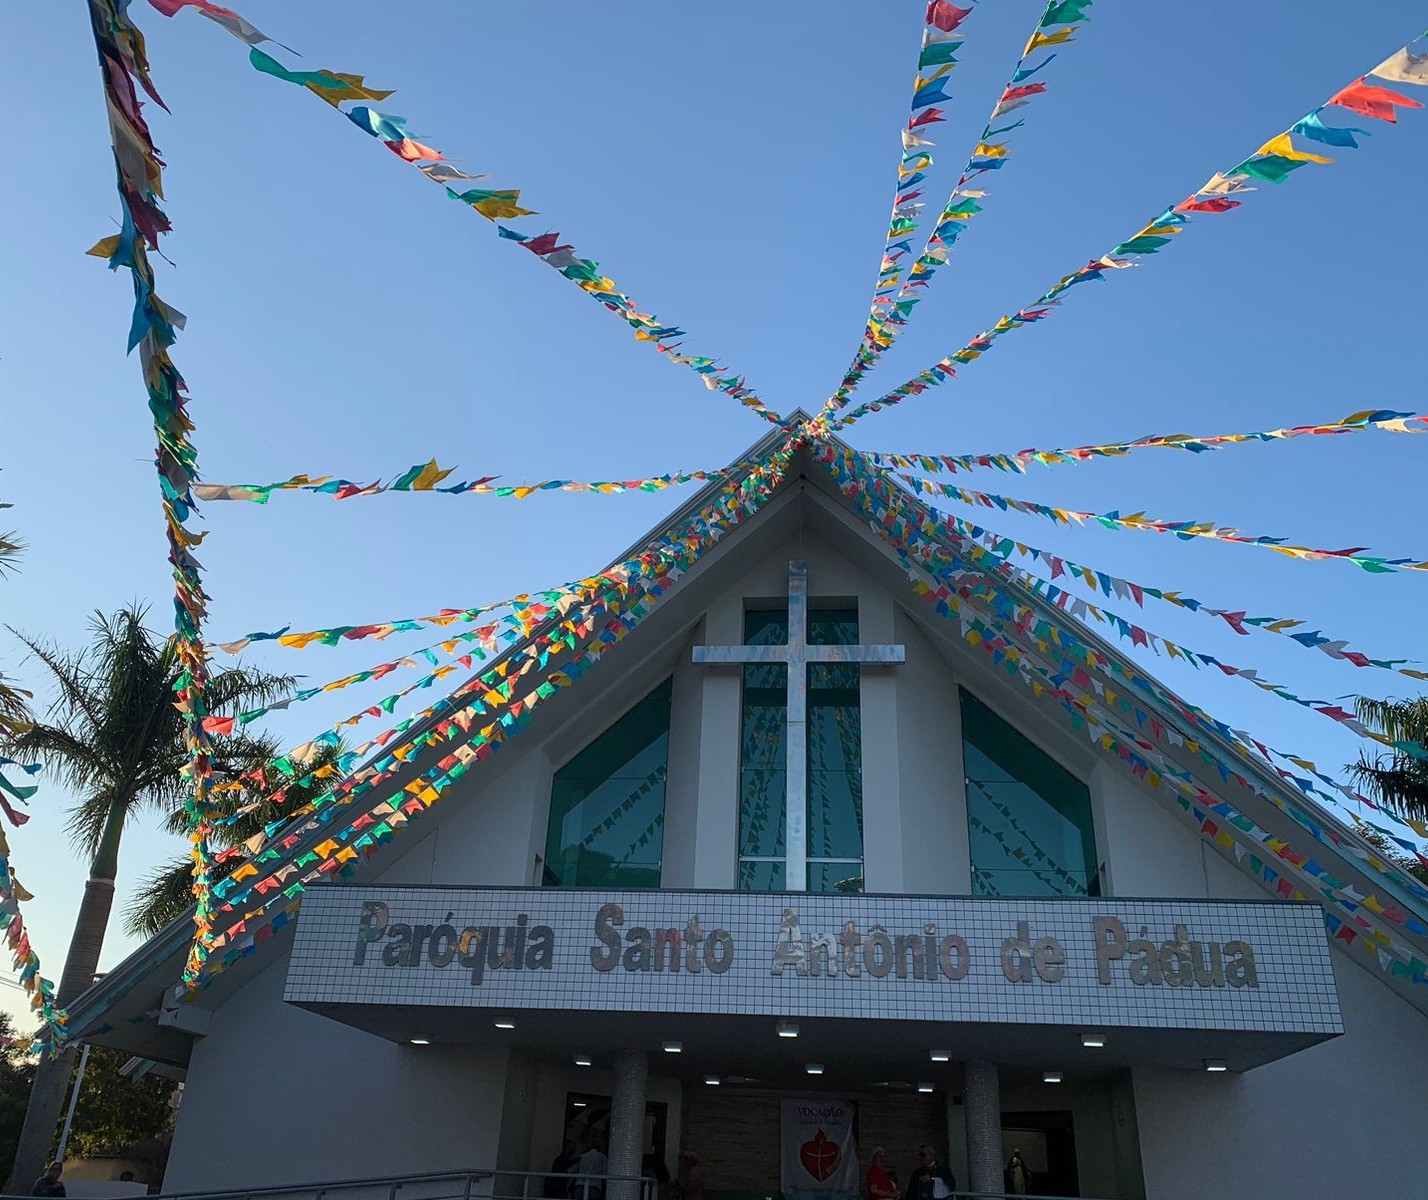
xmin=1042 ymin=1070 xmax=1063 ymax=1084
xmin=1204 ymin=1059 xmax=1228 ymax=1073
xmin=572 ymin=1101 xmax=587 ymax=1108
xmin=409 ymin=1037 xmax=430 ymax=1046
xmin=929 ymin=1050 xmax=950 ymax=1063
xmin=574 ymin=1054 xmax=593 ymax=1067
xmin=1080 ymin=1032 xmax=1106 ymax=1048
xmin=777 ymin=1021 xmax=800 ymax=1039
xmin=704 ymin=1075 xmax=721 ymax=1086
xmin=917 ymin=1083 xmax=934 ymax=1094
xmin=805 ymin=1063 xmax=824 ymax=1075
xmin=493 ymin=1018 xmax=517 ymax=1030
xmin=662 ymin=1041 xmax=683 ymax=1054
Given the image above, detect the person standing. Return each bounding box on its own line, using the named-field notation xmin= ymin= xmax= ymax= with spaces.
xmin=1005 ymin=1148 xmax=1030 ymax=1196
xmin=906 ymin=1146 xmax=955 ymax=1200
xmin=547 ymin=1141 xmax=578 ymax=1198
xmin=675 ymin=1152 xmax=703 ymax=1200
xmin=31 ymin=1162 xmax=66 ymax=1198
xmin=575 ymin=1135 xmax=609 ymax=1200
xmin=866 ymin=1147 xmax=900 ymax=1200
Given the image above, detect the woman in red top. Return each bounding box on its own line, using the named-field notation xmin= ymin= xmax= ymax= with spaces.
xmin=866 ymin=1147 xmax=900 ymax=1200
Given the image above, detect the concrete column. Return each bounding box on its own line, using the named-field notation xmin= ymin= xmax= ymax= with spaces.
xmin=964 ymin=1059 xmax=1002 ymax=1195
xmin=607 ymin=1049 xmax=650 ymax=1200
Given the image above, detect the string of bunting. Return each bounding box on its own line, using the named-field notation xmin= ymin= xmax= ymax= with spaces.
xmin=197 ymin=526 xmax=804 ymax=838
xmin=0 ymin=828 xmax=66 ymax=1055
xmin=824 ymin=442 xmax=1428 ymax=859
xmin=823 ymin=0 xmax=1094 ymax=420
xmin=146 ymin=0 xmax=783 ymax=426
xmin=177 ymin=449 xmax=797 ymax=976
xmin=212 ymin=586 xmax=582 ymax=654
xmin=951 ymin=549 xmax=1428 ymax=845
xmin=0 ymin=756 xmax=40 ymax=828
xmin=194 ymin=463 xmax=727 ymax=504
xmin=867 ymin=408 xmax=1428 ymax=476
xmin=198 ymin=453 xmax=796 ymax=978
xmin=206 ymin=546 xmax=691 ymax=922
xmin=940 ymin=537 xmax=1428 ymax=766
xmin=828 ymin=0 xmax=981 ymax=414
xmin=202 ymin=621 xmax=523 ymax=736
xmin=938 ymin=510 xmax=1428 ymax=682
xmin=876 ymin=519 xmax=1428 ymax=979
xmin=819 ymin=444 xmax=1428 ymax=978
xmin=86 ymin=0 xmax=222 ymax=992
xmin=898 ymin=472 xmax=1428 ymax=575
xmin=832 ymin=29 xmax=1428 ymax=430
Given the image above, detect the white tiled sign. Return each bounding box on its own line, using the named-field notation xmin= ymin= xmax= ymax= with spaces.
xmin=284 ymin=885 xmax=1341 ymax=1034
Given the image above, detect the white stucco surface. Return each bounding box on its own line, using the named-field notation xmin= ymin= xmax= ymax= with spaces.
xmin=164 ymin=957 xmax=512 ymax=1191
xmin=1133 ymin=942 xmax=1428 ymax=1200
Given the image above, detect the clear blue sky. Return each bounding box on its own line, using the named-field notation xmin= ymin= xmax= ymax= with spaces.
xmin=2 ymin=1 xmax=1425 ymax=1028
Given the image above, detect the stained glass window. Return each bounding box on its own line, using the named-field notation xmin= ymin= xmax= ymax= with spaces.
xmin=961 ymin=689 xmax=1098 ymax=897
xmin=544 ymin=679 xmax=672 ymax=888
xmin=738 ymin=608 xmax=865 ymax=892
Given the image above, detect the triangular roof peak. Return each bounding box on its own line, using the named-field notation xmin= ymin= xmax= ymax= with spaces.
xmin=67 ymin=422 xmax=1428 ymax=1053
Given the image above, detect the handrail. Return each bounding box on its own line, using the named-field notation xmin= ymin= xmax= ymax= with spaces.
xmin=0 ymin=1167 xmax=659 ymax=1200
xmin=0 ymin=1171 xmax=1114 ymax=1200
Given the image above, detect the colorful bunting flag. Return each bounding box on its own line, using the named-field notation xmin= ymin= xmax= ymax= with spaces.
xmin=832 ymin=29 xmax=1428 ymax=430
xmin=818 ymin=0 xmax=1094 ymax=426
xmin=147 ymin=0 xmax=784 ymax=426
xmin=865 ymin=408 xmax=1428 ymax=475
xmin=898 ymin=472 xmax=1428 ymax=575
xmin=88 ymin=0 xmax=223 ymax=991
xmin=194 ymin=464 xmax=726 ymax=504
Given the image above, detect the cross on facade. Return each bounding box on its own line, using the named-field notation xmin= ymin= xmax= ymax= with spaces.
xmin=692 ymin=560 xmax=906 ymax=890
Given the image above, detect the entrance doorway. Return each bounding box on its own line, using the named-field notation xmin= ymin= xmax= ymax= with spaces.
xmin=1001 ymin=1111 xmax=1078 ymax=1197
xmin=562 ymin=1093 xmax=670 ymax=1187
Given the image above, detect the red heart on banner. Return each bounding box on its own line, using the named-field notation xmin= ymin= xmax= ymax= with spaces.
xmin=800 ymin=1130 xmax=841 ymax=1182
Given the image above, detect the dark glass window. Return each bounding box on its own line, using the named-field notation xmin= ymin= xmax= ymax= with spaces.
xmin=544 ymin=680 xmax=672 ymax=888
xmin=961 ymin=689 xmax=1098 ymax=897
xmin=738 ymin=608 xmax=864 ymax=892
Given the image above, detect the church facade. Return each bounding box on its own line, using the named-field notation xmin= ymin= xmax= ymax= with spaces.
xmin=68 ymin=424 xmax=1428 ymax=1200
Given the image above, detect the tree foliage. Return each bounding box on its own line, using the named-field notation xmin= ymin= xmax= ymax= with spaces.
xmin=0 ymin=1014 xmax=36 ymax=1174
xmin=1349 ymin=696 xmax=1428 ymax=823
xmin=125 ymin=740 xmax=347 ymax=937
xmin=5 ymin=608 xmax=294 ymax=867
xmin=62 ymin=1046 xmax=175 ymax=1160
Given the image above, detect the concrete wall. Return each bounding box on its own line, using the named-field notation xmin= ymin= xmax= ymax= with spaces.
xmin=164 ymin=956 xmax=513 ymax=1191
xmin=1133 ymin=942 xmax=1428 ymax=1200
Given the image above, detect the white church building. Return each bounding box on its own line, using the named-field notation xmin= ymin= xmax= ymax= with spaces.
xmin=66 ymin=420 xmax=1428 ymax=1200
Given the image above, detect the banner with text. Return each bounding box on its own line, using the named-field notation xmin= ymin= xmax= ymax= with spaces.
xmin=781 ymin=1097 xmax=860 ymax=1196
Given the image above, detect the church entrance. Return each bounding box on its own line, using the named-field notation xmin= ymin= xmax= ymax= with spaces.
xmin=680 ymin=1087 xmax=946 ymax=1200
xmin=1001 ymin=1111 xmax=1079 ymax=1196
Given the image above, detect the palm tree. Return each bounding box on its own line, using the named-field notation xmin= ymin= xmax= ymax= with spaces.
xmin=124 ymin=739 xmax=346 ymax=938
xmin=1348 ymin=696 xmax=1428 ymax=823
xmin=3 ymin=605 xmax=295 ymax=1189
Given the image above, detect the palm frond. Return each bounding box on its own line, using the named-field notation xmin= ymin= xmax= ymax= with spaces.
xmin=0 ymin=530 xmax=22 ymax=575
xmin=122 ymin=856 xmax=196 ymax=938
xmin=1348 ymin=695 xmax=1428 ymax=824
xmin=7 ymin=625 xmax=110 ymax=737
xmin=1354 ymin=696 xmax=1428 ymax=746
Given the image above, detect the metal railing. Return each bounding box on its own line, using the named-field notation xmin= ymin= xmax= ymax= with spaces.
xmin=1 ymin=1168 xmax=660 ymax=1200
xmin=0 ymin=1169 xmax=1116 ymax=1200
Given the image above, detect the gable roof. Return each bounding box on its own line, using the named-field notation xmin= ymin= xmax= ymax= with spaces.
xmin=68 ymin=414 xmax=1428 ymax=1059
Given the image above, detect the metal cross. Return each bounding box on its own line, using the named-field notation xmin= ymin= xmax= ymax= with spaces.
xmin=692 ymin=560 xmax=906 ymax=890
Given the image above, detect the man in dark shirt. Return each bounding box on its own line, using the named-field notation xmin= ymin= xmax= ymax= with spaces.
xmin=906 ymin=1145 xmax=955 ymax=1200
xmin=32 ymin=1161 xmax=66 ymax=1198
